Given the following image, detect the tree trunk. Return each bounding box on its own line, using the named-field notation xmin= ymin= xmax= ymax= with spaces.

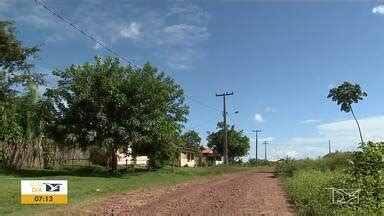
xmin=111 ymin=144 xmax=117 ymax=173
xmin=350 ymin=105 xmax=364 ymax=144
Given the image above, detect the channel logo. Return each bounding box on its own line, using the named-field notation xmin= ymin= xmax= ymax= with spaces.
xmin=44 ymin=183 xmax=62 ymax=192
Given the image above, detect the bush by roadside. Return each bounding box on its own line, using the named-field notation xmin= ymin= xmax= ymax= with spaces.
xmin=277 ymin=143 xmax=383 ymax=215
xmin=285 ymin=170 xmax=351 ymax=215
xmin=276 ymin=151 xmax=353 ymax=177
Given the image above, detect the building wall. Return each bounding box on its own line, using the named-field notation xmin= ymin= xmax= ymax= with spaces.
xmin=116 ymin=150 xmax=148 ymax=166
xmin=180 ymin=152 xmax=196 ymax=167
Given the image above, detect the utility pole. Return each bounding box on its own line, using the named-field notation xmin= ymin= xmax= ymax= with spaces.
xmin=216 ymin=91 xmax=233 ymax=165
xmin=263 ymin=140 xmax=268 ymax=161
xmin=252 ymin=130 xmax=261 ymax=165
xmin=328 ymin=140 xmax=331 ymax=154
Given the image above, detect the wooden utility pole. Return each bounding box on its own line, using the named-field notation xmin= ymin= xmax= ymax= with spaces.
xmin=252 ymin=130 xmax=261 ymax=165
xmin=216 ymin=92 xmax=233 ymax=165
xmin=263 ymin=140 xmax=268 ymax=161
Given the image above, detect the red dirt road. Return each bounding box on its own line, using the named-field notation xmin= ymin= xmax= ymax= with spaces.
xmin=91 ymin=171 xmax=295 ymax=215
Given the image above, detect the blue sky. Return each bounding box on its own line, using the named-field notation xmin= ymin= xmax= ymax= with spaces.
xmin=2 ymin=1 xmax=384 ymax=160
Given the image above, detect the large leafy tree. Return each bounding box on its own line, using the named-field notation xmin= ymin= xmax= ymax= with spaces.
xmin=46 ymin=56 xmax=188 ymax=171
xmin=0 ymin=20 xmax=42 ymax=101
xmin=328 ymin=82 xmax=367 ymax=144
xmin=0 ymin=20 xmax=45 ymax=168
xmin=181 ymin=130 xmax=201 ymax=149
xmin=207 ymin=122 xmax=250 ymax=162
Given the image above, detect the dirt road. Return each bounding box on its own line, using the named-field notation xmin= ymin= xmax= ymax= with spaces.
xmin=92 ymin=171 xmax=295 ymax=215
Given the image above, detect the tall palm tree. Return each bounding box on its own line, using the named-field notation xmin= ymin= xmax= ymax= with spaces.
xmin=328 ymin=82 xmax=367 ymax=144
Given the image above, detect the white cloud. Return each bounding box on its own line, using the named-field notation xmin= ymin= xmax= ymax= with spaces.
xmin=120 ymin=22 xmax=141 ymax=40
xmin=300 ymin=119 xmax=322 ymax=124
xmin=281 ymin=115 xmax=384 ymax=159
xmin=254 ymin=113 xmax=264 ymax=123
xmin=162 ymin=24 xmax=209 ymax=47
xmin=167 ymin=5 xmax=211 ymax=25
xmin=3 ymin=4 xmax=211 ymax=71
xmin=317 ymin=116 xmax=384 ymax=144
xmin=372 ymin=5 xmax=384 ymax=15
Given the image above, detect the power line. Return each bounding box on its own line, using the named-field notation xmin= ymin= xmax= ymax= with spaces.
xmin=34 ymin=0 xmax=220 ymax=113
xmin=34 ymin=0 xmax=138 ymax=68
xmin=187 ymin=115 xmax=221 ymax=131
xmin=3 ymin=1 xmax=384 ymax=5
xmin=185 ymin=95 xmax=220 ymax=112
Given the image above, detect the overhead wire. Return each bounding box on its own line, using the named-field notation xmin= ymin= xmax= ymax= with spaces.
xmin=33 ymin=0 xmax=222 ymax=114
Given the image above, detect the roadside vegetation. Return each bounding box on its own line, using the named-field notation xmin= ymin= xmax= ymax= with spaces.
xmin=276 ymin=80 xmax=383 ymax=215
xmin=277 ymin=142 xmax=383 ymax=215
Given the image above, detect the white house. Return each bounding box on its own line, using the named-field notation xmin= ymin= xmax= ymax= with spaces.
xmin=116 ymin=148 xmax=148 ymax=167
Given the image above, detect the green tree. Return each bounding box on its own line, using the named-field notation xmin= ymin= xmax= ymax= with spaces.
xmin=0 ymin=20 xmax=42 ymax=101
xmin=327 ymin=82 xmax=367 ymax=144
xmin=46 ymin=56 xmax=188 ymax=172
xmin=181 ymin=130 xmax=201 ymax=149
xmin=0 ymin=20 xmax=45 ymax=169
xmin=207 ymin=122 xmax=250 ymax=162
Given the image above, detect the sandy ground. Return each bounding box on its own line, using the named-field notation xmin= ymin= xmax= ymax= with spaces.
xmin=89 ymin=171 xmax=295 ymax=215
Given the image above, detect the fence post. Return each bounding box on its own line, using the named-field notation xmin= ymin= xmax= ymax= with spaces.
xmin=125 ymin=159 xmax=128 ymax=170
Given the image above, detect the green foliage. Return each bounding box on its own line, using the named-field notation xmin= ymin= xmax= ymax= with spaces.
xmin=285 ymin=170 xmax=352 ymax=215
xmin=0 ymin=101 xmax=23 ymax=141
xmin=0 ymin=19 xmax=49 ymax=169
xmin=207 ymin=122 xmax=250 ymax=161
xmin=323 ymin=151 xmax=354 ymax=171
xmin=181 ymin=130 xmax=201 ymax=149
xmin=280 ymin=148 xmax=383 ymax=215
xmin=276 ymin=152 xmax=353 ymax=177
xmin=327 ymin=82 xmax=367 ymax=113
xmin=46 ymin=56 xmax=188 ymax=171
xmin=0 ymin=20 xmax=42 ymax=101
xmin=347 ymin=142 xmax=384 ymax=212
xmin=327 ymin=82 xmax=367 ymax=143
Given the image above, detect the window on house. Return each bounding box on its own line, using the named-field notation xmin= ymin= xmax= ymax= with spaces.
xmin=187 ymin=153 xmax=194 ymax=161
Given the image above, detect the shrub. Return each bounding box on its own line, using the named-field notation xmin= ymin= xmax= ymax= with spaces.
xmin=280 ymin=145 xmax=383 ymax=215
xmin=286 ymin=170 xmax=353 ymax=215
xmin=276 ymin=152 xmax=353 ymax=177
xmin=275 ymin=158 xmax=298 ymax=177
xmin=323 ymin=151 xmax=353 ymax=171
xmin=347 ymin=142 xmax=384 ymax=213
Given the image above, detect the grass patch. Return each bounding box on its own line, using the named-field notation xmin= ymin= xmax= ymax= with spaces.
xmin=0 ymin=165 xmax=257 ymax=215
